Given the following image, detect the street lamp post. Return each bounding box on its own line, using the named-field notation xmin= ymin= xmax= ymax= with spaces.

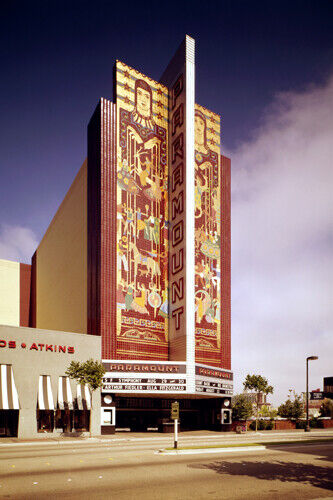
xmin=305 ymin=355 xmax=318 ymax=432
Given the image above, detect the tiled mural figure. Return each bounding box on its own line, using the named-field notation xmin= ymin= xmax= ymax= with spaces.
xmin=116 ymin=62 xmax=169 ymax=357
xmin=194 ymin=105 xmax=222 ymax=365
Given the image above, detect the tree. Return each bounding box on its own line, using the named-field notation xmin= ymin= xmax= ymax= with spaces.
xmin=66 ymin=359 xmax=105 ymax=436
xmin=277 ymin=390 xmax=304 ymax=421
xmin=243 ymin=374 xmax=274 ymax=432
xmin=277 ymin=399 xmax=293 ymax=418
xmin=232 ymin=395 xmax=253 ymax=421
xmin=259 ymin=405 xmax=278 ymax=419
xmin=319 ymin=398 xmax=333 ymax=418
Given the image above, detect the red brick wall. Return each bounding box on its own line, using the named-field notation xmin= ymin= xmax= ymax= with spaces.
xmin=231 ymin=420 xmax=297 ymax=430
xmin=100 ymin=99 xmax=117 ymax=359
xmin=220 ymin=155 xmax=231 ymax=369
xmin=87 ymin=99 xmax=117 ymax=359
xmin=274 ymin=420 xmax=296 ymax=430
xmin=232 ymin=419 xmax=333 ymax=430
xmin=321 ymin=419 xmax=333 ymax=428
xmin=231 ymin=420 xmax=252 ymax=431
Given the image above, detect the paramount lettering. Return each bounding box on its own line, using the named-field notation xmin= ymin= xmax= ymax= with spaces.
xmin=169 ymin=73 xmax=186 ymax=335
xmin=105 ymin=363 xmax=185 ymax=373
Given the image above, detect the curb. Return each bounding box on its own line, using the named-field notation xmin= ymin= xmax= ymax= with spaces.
xmin=158 ymin=445 xmax=267 ymax=455
xmin=157 ymin=437 xmax=333 ymax=455
xmin=0 ymin=438 xmax=100 ymax=447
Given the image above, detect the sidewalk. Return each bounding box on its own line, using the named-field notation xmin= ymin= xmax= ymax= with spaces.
xmin=0 ymin=428 xmax=332 ymax=447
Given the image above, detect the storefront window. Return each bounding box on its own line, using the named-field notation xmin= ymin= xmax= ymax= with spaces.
xmin=55 ymin=409 xmax=73 ymax=433
xmin=0 ymin=410 xmax=19 ymax=437
xmin=37 ymin=410 xmax=54 ymax=433
xmin=74 ymin=410 xmax=90 ymax=432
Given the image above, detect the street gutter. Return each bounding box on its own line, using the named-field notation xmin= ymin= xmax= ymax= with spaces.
xmin=158 ymin=445 xmax=266 ymax=455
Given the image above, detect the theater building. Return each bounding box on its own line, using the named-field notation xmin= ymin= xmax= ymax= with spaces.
xmin=0 ymin=35 xmax=232 ymax=437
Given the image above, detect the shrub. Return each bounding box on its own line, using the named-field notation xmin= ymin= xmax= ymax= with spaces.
xmin=265 ymin=420 xmax=274 ymax=430
xmin=319 ymin=399 xmax=333 ymax=417
xmin=249 ymin=419 xmax=273 ymax=431
xmin=249 ymin=421 xmax=256 ymax=431
xmin=310 ymin=417 xmax=319 ymax=428
xmin=296 ymin=417 xmax=320 ymax=429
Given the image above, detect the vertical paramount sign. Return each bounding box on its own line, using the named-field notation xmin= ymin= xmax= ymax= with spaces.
xmin=160 ymin=36 xmax=195 ymax=374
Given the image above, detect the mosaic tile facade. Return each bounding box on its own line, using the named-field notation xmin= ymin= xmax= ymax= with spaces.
xmin=88 ymin=49 xmax=231 ymax=370
xmin=115 ymin=62 xmax=169 ymax=360
xmin=194 ymin=104 xmax=222 ymax=365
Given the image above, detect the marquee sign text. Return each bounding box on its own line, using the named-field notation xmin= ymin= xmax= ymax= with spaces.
xmin=195 ymin=366 xmax=233 ymax=380
xmin=0 ymin=339 xmax=75 ymax=353
xmin=103 ymin=362 xmax=186 ymax=373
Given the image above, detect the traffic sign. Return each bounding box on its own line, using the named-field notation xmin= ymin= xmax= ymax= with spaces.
xmin=310 ymin=391 xmax=324 ymax=400
xmin=171 ymin=401 xmax=179 ymax=420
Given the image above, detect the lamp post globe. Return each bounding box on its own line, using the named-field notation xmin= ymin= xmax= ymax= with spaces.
xmin=305 ymin=356 xmax=318 ymax=432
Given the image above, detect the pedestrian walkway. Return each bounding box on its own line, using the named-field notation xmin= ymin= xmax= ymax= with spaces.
xmin=0 ymin=427 xmax=332 ymax=447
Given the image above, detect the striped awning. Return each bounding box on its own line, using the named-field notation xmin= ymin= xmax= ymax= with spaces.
xmin=76 ymin=384 xmax=91 ymax=410
xmin=37 ymin=375 xmax=54 ymax=410
xmin=58 ymin=376 xmax=74 ymax=410
xmin=0 ymin=365 xmax=19 ymax=410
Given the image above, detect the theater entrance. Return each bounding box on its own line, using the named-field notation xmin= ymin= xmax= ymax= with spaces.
xmin=114 ymin=396 xmax=223 ymax=432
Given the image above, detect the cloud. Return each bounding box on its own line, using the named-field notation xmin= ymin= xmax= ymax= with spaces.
xmin=231 ymin=75 xmax=333 ymax=406
xmin=0 ymin=224 xmax=37 ymax=264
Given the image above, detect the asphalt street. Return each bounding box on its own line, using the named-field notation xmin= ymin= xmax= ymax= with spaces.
xmin=0 ymin=432 xmax=332 ymax=499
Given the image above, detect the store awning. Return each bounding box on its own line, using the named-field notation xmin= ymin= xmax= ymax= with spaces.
xmin=76 ymin=384 xmax=91 ymax=410
xmin=0 ymin=365 xmax=19 ymax=410
xmin=58 ymin=376 xmax=74 ymax=410
xmin=37 ymin=375 xmax=54 ymax=410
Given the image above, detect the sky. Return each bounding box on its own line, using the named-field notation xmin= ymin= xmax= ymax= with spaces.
xmin=0 ymin=0 xmax=332 ymax=405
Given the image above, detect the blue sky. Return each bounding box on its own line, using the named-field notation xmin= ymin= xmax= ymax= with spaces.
xmin=0 ymin=0 xmax=332 ymax=404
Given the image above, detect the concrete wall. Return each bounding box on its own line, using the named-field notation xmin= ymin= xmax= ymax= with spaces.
xmin=0 ymin=260 xmax=20 ymax=327
xmin=0 ymin=325 xmax=101 ymax=438
xmin=19 ymin=263 xmax=31 ymax=327
xmin=0 ymin=260 xmax=32 ymax=328
xmin=36 ymin=160 xmax=87 ymax=334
